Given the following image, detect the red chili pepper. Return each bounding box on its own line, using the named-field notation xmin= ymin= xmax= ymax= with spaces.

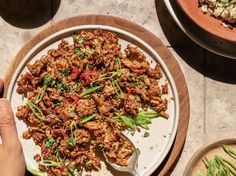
xmin=83 ymin=41 xmax=93 ymax=45
xmin=127 ymin=87 xmax=136 ymax=94
xmin=66 ymin=94 xmax=79 ymax=104
xmin=62 ymin=97 xmax=68 ymax=106
xmin=130 ymin=68 xmax=145 ymax=73
xmin=80 ymin=73 xmax=90 ymax=86
xmin=80 ymin=71 xmax=99 ymax=86
xmin=87 ymin=71 xmax=99 ymax=81
xmin=70 ymin=68 xmax=81 ymax=80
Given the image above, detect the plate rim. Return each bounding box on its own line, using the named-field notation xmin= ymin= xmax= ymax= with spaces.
xmin=6 ymin=25 xmax=179 ymax=176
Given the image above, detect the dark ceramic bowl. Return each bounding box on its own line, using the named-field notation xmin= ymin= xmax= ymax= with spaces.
xmin=177 ymin=0 xmax=236 ymax=43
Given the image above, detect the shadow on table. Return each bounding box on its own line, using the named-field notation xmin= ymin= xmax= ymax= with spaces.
xmin=155 ymin=0 xmax=236 ymax=84
xmin=0 ymin=0 xmax=61 ymax=29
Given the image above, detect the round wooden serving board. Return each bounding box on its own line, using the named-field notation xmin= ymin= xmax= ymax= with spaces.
xmin=3 ymin=15 xmax=190 ymax=176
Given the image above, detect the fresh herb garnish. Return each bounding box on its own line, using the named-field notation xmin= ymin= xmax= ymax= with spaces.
xmin=73 ymin=33 xmax=85 ymax=44
xmin=116 ymin=110 xmax=159 ymax=135
xmin=21 ymin=93 xmax=27 ymax=101
xmin=44 ymin=75 xmax=52 ymax=85
xmin=79 ymin=86 xmax=102 ymax=97
xmin=144 ymin=131 xmax=150 ymax=138
xmin=68 ymin=137 xmax=76 ymax=146
xmin=45 ymin=137 xmax=55 ymax=148
xmin=136 ymin=148 xmax=141 ymax=155
xmin=39 ymin=160 xmax=60 ymax=167
xmin=74 ymin=48 xmax=85 ymax=58
xmin=98 ymin=144 xmax=105 ymax=151
xmin=27 ymin=169 xmax=47 ymax=176
xmin=28 ymin=101 xmax=45 ymax=121
xmin=80 ymin=113 xmax=97 ymax=124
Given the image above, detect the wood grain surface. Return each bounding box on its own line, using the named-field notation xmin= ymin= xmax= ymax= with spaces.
xmin=3 ymin=15 xmax=190 ymax=176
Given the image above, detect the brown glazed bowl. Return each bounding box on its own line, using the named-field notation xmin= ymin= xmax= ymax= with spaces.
xmin=176 ymin=0 xmax=236 ymax=43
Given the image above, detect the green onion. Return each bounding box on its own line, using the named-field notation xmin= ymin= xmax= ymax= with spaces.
xmin=28 ymin=101 xmax=45 ymax=121
xmin=35 ymin=85 xmax=47 ymax=104
xmin=68 ymin=137 xmax=76 ymax=146
xmin=27 ymin=169 xmax=46 ymax=176
xmin=135 ymin=96 xmax=141 ymax=102
xmin=80 ymin=113 xmax=97 ymax=124
xmin=119 ymin=116 xmax=135 ymax=130
xmin=68 ymin=165 xmax=76 ymax=172
xmin=98 ymin=144 xmax=105 ymax=151
xmin=74 ymin=47 xmax=85 ymax=58
xmin=137 ymin=110 xmax=159 ymax=118
xmin=144 ymin=131 xmax=150 ymax=138
xmin=68 ymin=120 xmax=77 ymax=146
xmin=45 ymin=137 xmax=55 ymax=148
xmin=44 ymin=75 xmax=52 ymax=85
xmin=85 ymin=64 xmax=90 ymax=72
xmin=136 ymin=148 xmax=141 ymax=155
xmin=77 ymin=81 xmax=83 ymax=87
xmin=111 ymin=78 xmax=124 ymax=98
xmin=79 ymin=86 xmax=102 ymax=97
xmin=115 ymin=57 xmax=121 ymax=70
xmin=39 ymin=160 xmax=60 ymax=167
xmin=73 ymin=33 xmax=85 ymax=44
xmin=223 ymin=145 xmax=236 ymax=160
xmin=90 ymin=140 xmax=96 ymax=145
xmin=21 ymin=93 xmax=26 ymax=101
xmin=55 ymin=81 xmax=65 ymax=89
xmin=34 ymin=75 xmax=52 ymax=104
xmin=85 ymin=49 xmax=95 ymax=55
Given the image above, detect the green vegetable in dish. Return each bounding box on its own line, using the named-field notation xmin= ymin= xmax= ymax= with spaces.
xmin=198 ymin=145 xmax=236 ymax=176
xmin=223 ymin=145 xmax=236 ymax=160
xmin=39 ymin=160 xmax=60 ymax=167
xmin=73 ymin=33 xmax=85 ymax=44
xmin=28 ymin=101 xmax=45 ymax=121
xmin=45 ymin=137 xmax=55 ymax=148
xmin=79 ymin=85 xmax=102 ymax=97
xmin=27 ymin=169 xmax=47 ymax=176
xmin=116 ymin=110 xmax=160 ymax=135
xmin=80 ymin=113 xmax=97 ymax=124
xmin=35 ymin=75 xmax=52 ymax=104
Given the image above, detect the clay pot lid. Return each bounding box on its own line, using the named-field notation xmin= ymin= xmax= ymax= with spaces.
xmin=176 ymin=0 xmax=236 ymax=43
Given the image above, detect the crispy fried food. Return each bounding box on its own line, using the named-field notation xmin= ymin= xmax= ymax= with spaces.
xmin=16 ymin=29 xmax=169 ymax=176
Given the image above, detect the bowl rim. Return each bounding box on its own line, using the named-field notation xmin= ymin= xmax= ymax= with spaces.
xmin=183 ymin=137 xmax=236 ymax=176
xmin=176 ymin=0 xmax=236 ymax=43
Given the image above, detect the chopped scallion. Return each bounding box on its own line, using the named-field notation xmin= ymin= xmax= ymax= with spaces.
xmin=28 ymin=101 xmax=45 ymax=121
xmin=80 ymin=113 xmax=97 ymax=124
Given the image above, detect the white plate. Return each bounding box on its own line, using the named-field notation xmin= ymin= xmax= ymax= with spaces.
xmin=164 ymin=0 xmax=236 ymax=59
xmin=6 ymin=25 xmax=179 ymax=176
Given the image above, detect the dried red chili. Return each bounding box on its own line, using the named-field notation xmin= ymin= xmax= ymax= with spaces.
xmin=66 ymin=94 xmax=79 ymax=104
xmin=70 ymin=68 xmax=81 ymax=80
xmin=80 ymin=73 xmax=90 ymax=86
xmin=127 ymin=87 xmax=136 ymax=94
xmin=87 ymin=71 xmax=99 ymax=81
xmin=80 ymin=71 xmax=99 ymax=86
xmin=83 ymin=41 xmax=93 ymax=45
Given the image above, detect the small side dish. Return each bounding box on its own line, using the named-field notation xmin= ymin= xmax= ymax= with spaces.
xmin=15 ymin=29 xmax=169 ymax=176
xmin=199 ymin=0 xmax=236 ymax=27
xmin=196 ymin=145 xmax=236 ymax=176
